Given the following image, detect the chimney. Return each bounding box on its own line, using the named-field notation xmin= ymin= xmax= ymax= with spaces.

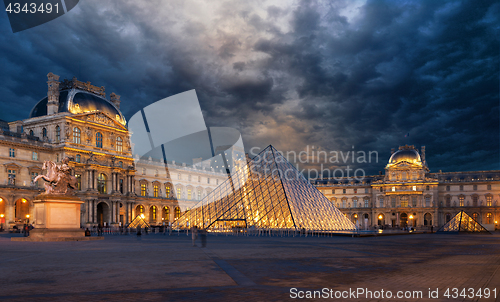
xmin=47 ymin=72 xmax=60 ymax=115
xmin=110 ymin=92 xmax=121 ymax=109
xmin=421 ymin=146 xmax=426 ymax=162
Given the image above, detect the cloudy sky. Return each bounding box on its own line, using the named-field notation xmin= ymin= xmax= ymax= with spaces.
xmin=0 ymin=0 xmax=498 ymax=176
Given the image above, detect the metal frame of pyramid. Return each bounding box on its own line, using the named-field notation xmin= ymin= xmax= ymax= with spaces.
xmin=176 ymin=145 xmax=356 ymax=232
xmin=437 ymin=210 xmax=490 ymax=233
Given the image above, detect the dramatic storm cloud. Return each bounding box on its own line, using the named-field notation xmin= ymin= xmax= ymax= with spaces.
xmin=0 ymin=0 xmax=498 ymax=176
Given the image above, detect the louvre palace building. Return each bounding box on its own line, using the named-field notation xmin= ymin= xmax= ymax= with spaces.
xmin=313 ymin=145 xmax=500 ymax=231
xmin=0 ymin=73 xmax=229 ymax=231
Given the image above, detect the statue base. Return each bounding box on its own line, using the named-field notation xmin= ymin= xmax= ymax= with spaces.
xmin=11 ymin=194 xmax=103 ymax=242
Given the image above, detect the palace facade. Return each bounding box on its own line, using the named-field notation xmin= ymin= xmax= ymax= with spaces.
xmin=313 ymin=145 xmax=500 ymax=231
xmin=0 ymin=73 xmax=227 ymax=230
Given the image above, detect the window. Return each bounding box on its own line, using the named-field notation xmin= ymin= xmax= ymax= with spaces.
xmin=354 ymin=188 xmax=357 ymax=194
xmin=391 ymin=197 xmax=396 ymax=207
xmin=174 ymin=207 xmax=181 ymax=219
xmin=188 ymin=189 xmax=192 ymax=200
xmin=42 ymin=127 xmax=47 ymax=138
xmin=76 ymin=154 xmax=81 ymax=163
xmin=487 ymin=184 xmax=492 ymax=190
xmin=141 ymin=183 xmax=146 ymax=196
xmin=401 ymin=196 xmax=408 ymax=207
xmin=116 ymin=137 xmax=123 ymax=152
xmin=446 ymin=186 xmax=450 ymax=191
xmin=216 ymin=179 xmax=219 ymax=185
xmin=8 ymin=169 xmax=16 ymax=185
xmin=207 ymin=178 xmax=210 ymax=184
xmin=155 ymin=169 xmax=158 ymax=177
xmin=96 ymin=132 xmax=103 ymax=148
xmin=198 ymin=190 xmax=202 ymax=200
xmin=150 ymin=206 xmax=157 ymax=222
xmin=73 ymin=127 xmax=81 ymax=144
xmin=379 ymin=197 xmax=384 ymax=208
xmin=412 ymin=196 xmax=417 ymax=207
xmin=486 ymin=212 xmax=493 ymax=224
xmin=153 ymin=184 xmax=159 ymax=197
xmin=136 ymin=205 xmax=144 ymax=214
xmin=426 ymin=185 xmax=429 ymax=190
xmin=365 ymin=188 xmax=369 ymax=193
xmin=472 ymin=195 xmax=478 ymax=207
xmin=29 ymin=130 xmax=34 ymax=136
xmin=56 ymin=154 xmax=59 ymax=162
xmin=343 ymin=189 xmax=346 ymax=194
xmin=165 ymin=186 xmax=171 ymax=198
xmin=178 ymin=173 xmax=181 ymax=180
xmin=459 ymin=196 xmax=464 ymax=207
xmin=55 ymin=126 xmax=60 ymax=142
xmin=487 ymin=196 xmax=492 ymax=207
xmin=364 ymin=198 xmax=369 ymax=208
xmin=9 ymin=148 xmax=15 ymax=158
xmin=379 ymin=187 xmax=383 ymax=192
xmin=473 ymin=184 xmax=477 ymax=190
xmin=446 ymin=196 xmax=451 ymax=207
xmin=472 ymin=213 xmax=478 ymax=221
xmin=118 ymin=161 xmax=123 ymax=168
xmin=412 ymin=186 xmax=416 ymax=191
xmin=142 ymin=168 xmax=146 ymax=175
xmin=31 ymin=172 xmax=39 ymax=186
xmin=75 ymin=174 xmax=81 ymax=190
xmin=342 ymin=198 xmax=346 ymax=208
xmin=459 ymin=185 xmax=463 ymax=191
xmin=188 ymin=175 xmax=191 ymax=181
xmin=32 ymin=152 xmax=38 ymax=161
xmin=391 ymin=186 xmax=395 ymax=192
xmin=97 ymin=173 xmax=107 ymax=194
xmin=163 ymin=207 xmax=170 ymax=221
xmin=352 ymin=198 xmax=358 ymax=208
xmin=177 ymin=188 xmax=181 ymax=199
xmin=425 ymin=196 xmax=431 ymax=207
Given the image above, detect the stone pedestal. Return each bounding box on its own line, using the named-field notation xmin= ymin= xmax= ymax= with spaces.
xmin=12 ymin=194 xmax=102 ymax=241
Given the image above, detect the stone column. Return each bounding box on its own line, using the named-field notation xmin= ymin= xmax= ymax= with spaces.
xmin=86 ymin=170 xmax=91 ymax=191
xmin=92 ymin=199 xmax=97 ymax=224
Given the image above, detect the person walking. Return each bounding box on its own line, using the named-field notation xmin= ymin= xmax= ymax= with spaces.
xmin=192 ymin=226 xmax=198 ymax=246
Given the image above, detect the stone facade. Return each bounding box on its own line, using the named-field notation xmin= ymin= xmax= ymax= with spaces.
xmin=313 ymin=145 xmax=500 ymax=231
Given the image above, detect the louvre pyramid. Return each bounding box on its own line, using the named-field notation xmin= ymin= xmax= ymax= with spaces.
xmin=128 ymin=215 xmax=150 ymax=229
xmin=176 ymin=145 xmax=356 ymax=232
xmin=437 ymin=210 xmax=490 ymax=233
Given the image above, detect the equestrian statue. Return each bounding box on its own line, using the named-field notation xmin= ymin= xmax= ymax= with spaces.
xmin=33 ymin=157 xmax=78 ymax=195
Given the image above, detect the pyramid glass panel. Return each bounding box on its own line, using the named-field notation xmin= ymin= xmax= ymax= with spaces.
xmin=128 ymin=215 xmax=150 ymax=228
xmin=176 ymin=145 xmax=356 ymax=232
xmin=438 ymin=210 xmax=490 ymax=233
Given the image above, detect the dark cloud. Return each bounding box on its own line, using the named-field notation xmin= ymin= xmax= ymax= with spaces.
xmin=0 ymin=0 xmax=498 ymax=176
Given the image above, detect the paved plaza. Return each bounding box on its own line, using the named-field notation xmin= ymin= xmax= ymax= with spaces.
xmin=0 ymin=232 xmax=499 ymax=301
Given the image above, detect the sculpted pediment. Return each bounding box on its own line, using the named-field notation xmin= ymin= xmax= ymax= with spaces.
xmin=74 ymin=112 xmax=127 ymax=130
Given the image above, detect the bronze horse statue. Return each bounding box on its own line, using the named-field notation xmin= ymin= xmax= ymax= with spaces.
xmin=33 ymin=158 xmax=77 ymax=195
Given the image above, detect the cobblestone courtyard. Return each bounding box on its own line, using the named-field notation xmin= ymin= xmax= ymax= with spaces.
xmin=0 ymin=232 xmax=499 ymax=301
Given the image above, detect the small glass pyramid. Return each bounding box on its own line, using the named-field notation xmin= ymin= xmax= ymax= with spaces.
xmin=437 ymin=210 xmax=490 ymax=233
xmin=176 ymin=145 xmax=356 ymax=232
xmin=128 ymin=215 xmax=150 ymax=229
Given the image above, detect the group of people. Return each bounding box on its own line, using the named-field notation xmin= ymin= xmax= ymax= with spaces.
xmin=191 ymin=226 xmax=207 ymax=247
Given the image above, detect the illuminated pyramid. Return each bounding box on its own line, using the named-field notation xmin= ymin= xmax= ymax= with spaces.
xmin=177 ymin=145 xmax=356 ymax=232
xmin=128 ymin=215 xmax=150 ymax=229
xmin=437 ymin=210 xmax=490 ymax=233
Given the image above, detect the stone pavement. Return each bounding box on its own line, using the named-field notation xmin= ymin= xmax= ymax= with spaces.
xmin=0 ymin=232 xmax=499 ymax=301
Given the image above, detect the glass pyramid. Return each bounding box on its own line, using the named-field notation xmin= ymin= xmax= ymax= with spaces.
xmin=437 ymin=210 xmax=490 ymax=233
xmin=176 ymin=145 xmax=356 ymax=232
xmin=128 ymin=215 xmax=150 ymax=229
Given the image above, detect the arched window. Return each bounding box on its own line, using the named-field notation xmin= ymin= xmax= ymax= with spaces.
xmin=486 ymin=212 xmax=493 ymax=224
xmin=177 ymin=188 xmax=181 ymax=199
xmin=187 ymin=189 xmax=192 ymax=200
xmin=76 ymin=154 xmax=81 ymax=163
xmin=165 ymin=184 xmax=171 ymax=198
xmin=97 ymin=173 xmax=107 ymax=194
xmin=150 ymin=206 xmax=157 ymax=222
xmin=472 ymin=212 xmax=479 ymax=222
xmin=486 ymin=196 xmax=492 ymax=207
xmin=42 ymin=127 xmax=47 ymax=138
xmin=116 ymin=137 xmax=123 ymax=152
xmin=174 ymin=207 xmax=181 ymax=219
xmin=135 ymin=205 xmax=144 ymax=216
xmin=118 ymin=161 xmax=123 ymax=168
xmin=141 ymin=183 xmax=146 ymax=196
xmin=29 ymin=130 xmax=34 ymax=136
xmin=424 ymin=213 xmax=432 ymax=226
xmin=96 ymin=132 xmax=103 ymax=148
xmin=73 ymin=127 xmax=81 ymax=144
xmin=55 ymin=126 xmax=60 ymax=142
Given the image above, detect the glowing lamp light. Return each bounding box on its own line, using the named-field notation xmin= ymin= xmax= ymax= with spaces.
xmin=26 ymin=214 xmax=30 ymax=218
xmin=354 ymin=214 xmax=358 ymax=219
xmin=0 ymin=198 xmax=3 ymax=202
xmin=140 ymin=214 xmax=145 ymax=219
xmin=378 ymin=215 xmax=383 ymax=220
xmin=409 ymin=215 xmax=414 ymax=219
xmin=0 ymin=214 xmax=4 ymax=218
xmin=22 ymin=199 xmax=26 ymax=203
xmin=496 ymin=221 xmax=498 ymax=224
